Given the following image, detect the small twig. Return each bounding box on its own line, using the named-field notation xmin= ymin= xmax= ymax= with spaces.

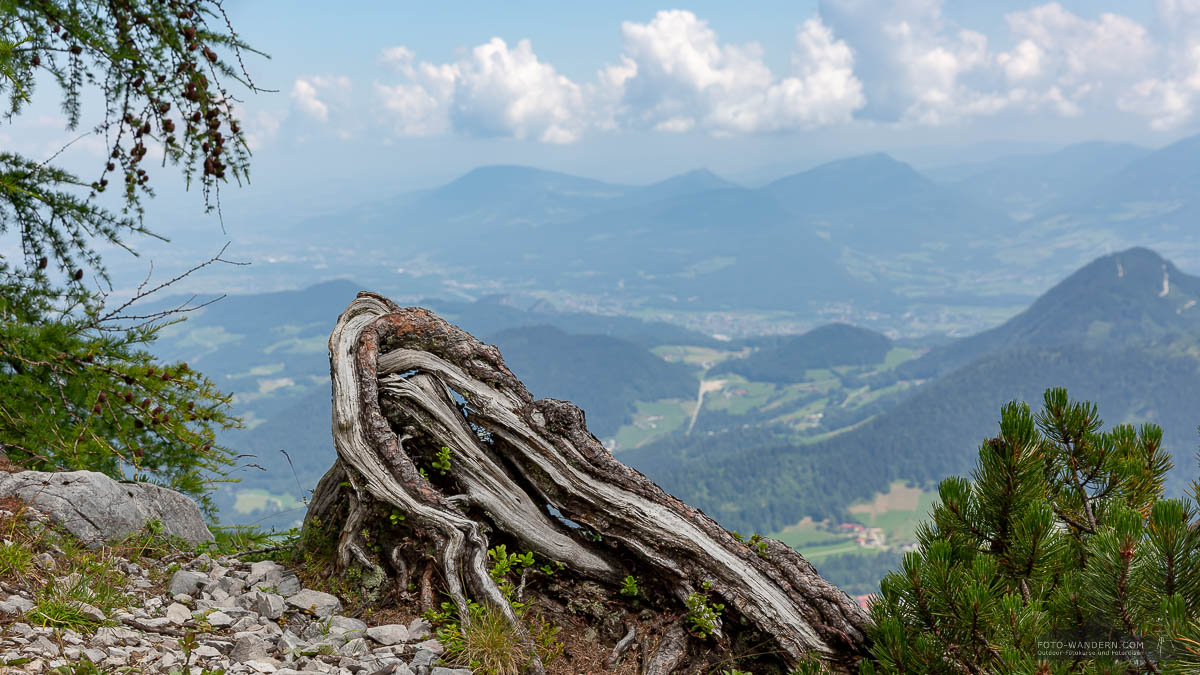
xmin=95 ymin=242 xmax=248 ymax=326
xmin=606 ymin=621 xmax=637 ymax=670
xmin=516 ymin=568 xmax=528 ymax=603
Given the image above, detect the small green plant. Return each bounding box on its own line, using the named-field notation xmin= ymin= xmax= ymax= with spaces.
xmin=685 ymin=591 xmax=724 ymax=639
xmin=178 ymin=629 xmax=208 ymax=675
xmin=49 ymin=659 xmax=103 ymax=674
xmin=0 ymin=540 xmax=33 ymax=577
xmin=117 ymin=518 xmax=192 ymax=560
xmin=747 ymin=533 xmax=770 ymax=559
xmin=619 ymin=575 xmax=639 ymax=597
xmin=486 ymin=544 xmax=536 ymax=588
xmin=431 ymin=445 xmax=453 ymax=475
xmin=389 ymin=509 xmax=406 ymax=525
xmin=200 ymin=523 xmax=293 ymax=559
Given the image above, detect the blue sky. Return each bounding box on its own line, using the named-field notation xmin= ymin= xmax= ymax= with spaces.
xmin=5 ymin=1 xmax=1199 ymax=239
xmin=223 ymin=0 xmax=1197 ymax=188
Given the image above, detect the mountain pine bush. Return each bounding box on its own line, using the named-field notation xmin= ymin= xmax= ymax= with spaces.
xmin=863 ymin=388 xmax=1200 ymax=673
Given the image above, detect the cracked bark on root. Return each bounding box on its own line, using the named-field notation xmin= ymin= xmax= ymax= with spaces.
xmin=311 ymin=293 xmax=870 ymax=670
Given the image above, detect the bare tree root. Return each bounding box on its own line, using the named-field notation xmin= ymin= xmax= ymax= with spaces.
xmin=307 ymin=293 xmax=870 ymax=671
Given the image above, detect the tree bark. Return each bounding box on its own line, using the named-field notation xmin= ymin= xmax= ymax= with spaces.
xmin=308 ymin=293 xmax=870 ymax=671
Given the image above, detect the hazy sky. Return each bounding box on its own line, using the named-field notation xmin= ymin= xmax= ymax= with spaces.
xmin=6 ymin=1 xmax=1200 ymax=233
xmin=228 ymin=0 xmax=1191 ymax=181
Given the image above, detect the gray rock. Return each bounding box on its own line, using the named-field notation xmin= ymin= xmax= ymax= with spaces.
xmin=217 ymin=576 xmax=248 ymax=596
xmin=0 ymin=470 xmax=212 ymax=547
xmin=414 ymin=639 xmax=444 ymax=655
xmin=168 ymin=570 xmax=209 ymax=596
xmin=207 ymin=611 xmax=235 ymax=628
xmin=166 ymin=601 xmax=193 ymax=624
xmin=193 ymin=644 xmax=221 ymax=658
xmin=340 ymin=637 xmax=370 ymax=657
xmin=231 ymin=616 xmax=260 ymax=632
xmin=32 ymin=634 xmax=59 ymax=656
xmin=231 ymin=634 xmax=270 ymax=662
xmin=430 ymin=669 xmax=472 ymax=675
xmin=406 ymin=618 xmax=431 ymax=641
xmin=0 ymin=595 xmax=33 ymax=615
xmin=254 ymin=591 xmax=286 ymax=620
xmin=327 ymin=615 xmax=367 ymax=639
xmin=285 ymin=589 xmax=342 ymax=618
xmin=75 ymin=602 xmax=106 ymax=622
xmin=277 ymin=630 xmax=306 ymax=653
xmin=247 ymin=560 xmax=284 ymax=586
xmin=365 ymin=624 xmax=409 ymax=646
xmin=410 ymin=648 xmax=437 ymax=670
xmin=276 ymin=574 xmax=302 ymax=597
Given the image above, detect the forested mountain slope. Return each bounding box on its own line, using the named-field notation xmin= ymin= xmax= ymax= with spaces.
xmin=629 ymin=247 xmax=1200 ymax=533
xmin=897 ymin=247 xmax=1200 ymax=379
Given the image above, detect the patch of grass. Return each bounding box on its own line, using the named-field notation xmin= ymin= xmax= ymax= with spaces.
xmin=429 ymin=545 xmax=564 ymax=674
xmin=27 ymin=545 xmax=127 ymax=631
xmin=0 ymin=499 xmax=188 ymax=633
xmin=0 ymin=540 xmax=33 ymax=577
xmin=847 ymin=481 xmax=939 ymax=544
xmin=611 ymin=398 xmax=691 ymax=451
xmin=110 ymin=519 xmax=193 ymax=562
xmin=445 ymin=601 xmax=526 ymax=675
xmin=27 ymin=596 xmax=99 ymax=632
xmin=881 ymin=347 xmax=918 ymax=370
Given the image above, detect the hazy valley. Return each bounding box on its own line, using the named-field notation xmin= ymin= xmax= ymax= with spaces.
xmin=141 ymin=138 xmax=1200 ymax=595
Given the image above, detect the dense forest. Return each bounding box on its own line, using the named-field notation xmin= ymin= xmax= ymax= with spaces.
xmin=488 ymin=325 xmax=698 ymax=437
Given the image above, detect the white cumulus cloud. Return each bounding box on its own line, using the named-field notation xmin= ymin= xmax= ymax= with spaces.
xmin=291 ymin=76 xmax=351 ymax=122
xmin=608 ymin=11 xmax=864 ymax=134
xmin=374 ymin=38 xmax=586 ymax=143
xmin=363 ymin=3 xmax=1200 ymax=138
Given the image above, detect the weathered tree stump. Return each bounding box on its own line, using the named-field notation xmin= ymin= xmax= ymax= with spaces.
xmin=306 ymin=293 xmax=870 ymax=672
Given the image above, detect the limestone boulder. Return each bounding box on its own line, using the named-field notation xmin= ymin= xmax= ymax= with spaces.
xmin=0 ymin=470 xmax=212 ymax=548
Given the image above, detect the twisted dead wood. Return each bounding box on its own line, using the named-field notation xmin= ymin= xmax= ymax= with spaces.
xmin=310 ymin=292 xmax=870 ymax=670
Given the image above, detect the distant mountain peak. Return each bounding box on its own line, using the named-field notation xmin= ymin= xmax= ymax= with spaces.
xmin=638 ymin=168 xmax=739 ymax=201
xmin=437 ymin=165 xmax=628 ymax=197
xmin=905 ymin=247 xmax=1200 ymax=378
xmin=1060 ymin=247 xmax=1172 ymax=294
xmin=812 ymin=152 xmax=918 ymax=174
xmin=766 ymin=152 xmax=927 ymax=193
